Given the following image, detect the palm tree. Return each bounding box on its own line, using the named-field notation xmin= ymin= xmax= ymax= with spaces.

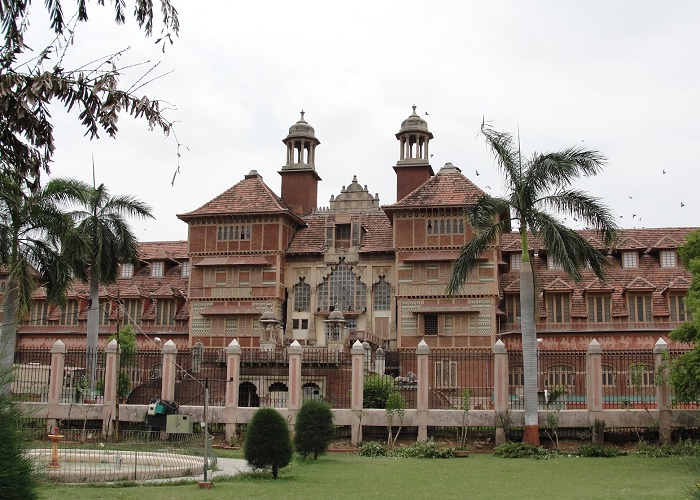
xmin=448 ymin=122 xmax=618 ymax=446
xmin=62 ymin=183 xmax=154 ymax=394
xmin=0 ymin=172 xmax=83 ymax=384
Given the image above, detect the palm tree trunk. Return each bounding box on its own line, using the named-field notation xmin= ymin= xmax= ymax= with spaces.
xmin=86 ymin=270 xmax=100 ymax=396
xmin=0 ymin=287 xmax=19 ymax=394
xmin=520 ymin=259 xmax=540 ymax=446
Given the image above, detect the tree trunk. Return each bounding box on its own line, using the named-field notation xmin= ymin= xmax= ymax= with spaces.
xmin=521 ymin=256 xmax=540 ymax=446
xmin=86 ymin=270 xmax=100 ymax=396
xmin=0 ymin=287 xmax=19 ymax=394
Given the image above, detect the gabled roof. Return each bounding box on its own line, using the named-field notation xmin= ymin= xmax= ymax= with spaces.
xmin=382 ymin=163 xmax=485 ymax=214
xmin=543 ymin=278 xmax=573 ymax=292
xmin=649 ymin=235 xmax=681 ymax=251
xmin=177 ymin=171 xmax=303 ymax=225
xmin=624 ymin=276 xmax=656 ymax=292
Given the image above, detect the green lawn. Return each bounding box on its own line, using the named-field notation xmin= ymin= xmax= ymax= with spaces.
xmin=38 ymin=453 xmax=698 ymax=500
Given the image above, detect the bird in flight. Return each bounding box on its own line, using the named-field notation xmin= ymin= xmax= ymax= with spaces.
xmin=681 ymin=202 xmax=685 ymax=207
xmin=475 ymin=170 xmax=480 ymax=176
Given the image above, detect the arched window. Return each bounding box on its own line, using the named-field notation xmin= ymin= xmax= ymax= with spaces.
xmin=268 ymin=382 xmax=289 ymax=408
xmin=302 ymin=382 xmax=322 ymax=401
xmin=317 ymin=258 xmax=366 ymax=311
xmin=373 ymin=277 xmax=391 ymax=311
xmin=294 ymin=279 xmax=311 ymax=312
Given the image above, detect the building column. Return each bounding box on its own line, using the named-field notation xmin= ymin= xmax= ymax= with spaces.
xmin=654 ymin=338 xmax=671 ymax=444
xmin=416 ymin=340 xmax=430 ymax=441
xmin=102 ymin=339 xmax=120 ymax=436
xmin=350 ymin=340 xmax=365 ymax=446
xmin=493 ymin=340 xmax=508 ymax=445
xmin=161 ymin=340 xmax=178 ymax=402
xmin=48 ymin=340 xmax=66 ymax=433
xmin=224 ymin=339 xmax=241 ymax=442
xmin=586 ymin=339 xmax=604 ymax=444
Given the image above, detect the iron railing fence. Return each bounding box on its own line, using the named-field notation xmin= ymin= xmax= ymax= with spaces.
xmin=601 ymin=350 xmax=656 ymax=408
xmin=426 ymin=349 xmax=493 ymax=410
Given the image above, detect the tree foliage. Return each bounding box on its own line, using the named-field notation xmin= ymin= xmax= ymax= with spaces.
xmin=0 ymin=173 xmax=85 ymax=378
xmin=669 ymin=229 xmax=700 ymax=400
xmin=0 ymin=364 xmax=38 ymax=499
xmin=294 ymin=399 xmax=334 ymax=460
xmin=0 ymin=0 xmax=180 ymax=183
xmin=244 ymin=407 xmax=293 ymax=479
xmin=448 ymin=120 xmax=618 ymax=445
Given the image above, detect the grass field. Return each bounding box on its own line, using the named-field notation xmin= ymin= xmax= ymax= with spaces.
xmin=36 ymin=451 xmax=699 ymax=499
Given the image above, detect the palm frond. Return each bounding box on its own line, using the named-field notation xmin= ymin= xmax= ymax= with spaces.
xmin=464 ymin=195 xmax=512 ymax=233
xmin=448 ymin=220 xmax=506 ymax=295
xmin=480 ymin=120 xmax=522 ymax=192
xmin=538 ymin=189 xmax=618 ymax=246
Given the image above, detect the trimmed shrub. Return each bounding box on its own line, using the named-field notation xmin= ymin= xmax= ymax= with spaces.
xmin=244 ymin=408 xmax=293 ymax=479
xmin=294 ymin=400 xmax=334 ymax=459
xmin=577 ymin=444 xmax=627 ymax=457
xmin=494 ymin=442 xmax=549 ymax=459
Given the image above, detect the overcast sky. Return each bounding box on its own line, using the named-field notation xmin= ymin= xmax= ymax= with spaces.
xmin=24 ymin=1 xmax=700 ymax=242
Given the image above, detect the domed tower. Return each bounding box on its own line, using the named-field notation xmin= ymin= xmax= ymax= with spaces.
xmin=393 ymin=105 xmax=434 ymax=201
xmin=279 ymin=111 xmax=322 ymax=216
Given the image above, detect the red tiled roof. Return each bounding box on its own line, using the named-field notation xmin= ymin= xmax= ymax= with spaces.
xmin=383 ymin=164 xmax=485 ymax=212
xmin=286 ymin=212 xmax=393 ymax=254
xmin=177 ymin=173 xmax=300 ymax=221
xmin=138 ymin=241 xmax=188 ymax=261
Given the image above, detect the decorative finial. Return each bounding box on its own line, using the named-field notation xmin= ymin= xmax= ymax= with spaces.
xmin=300 ymin=109 xmax=305 ymax=120
xmin=412 ymin=104 xmax=417 ymax=114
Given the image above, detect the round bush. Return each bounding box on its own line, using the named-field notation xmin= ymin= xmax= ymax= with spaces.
xmin=294 ymin=400 xmax=334 ymax=459
xmin=244 ymin=407 xmax=293 ymax=479
xmin=363 ymin=375 xmax=397 ymax=409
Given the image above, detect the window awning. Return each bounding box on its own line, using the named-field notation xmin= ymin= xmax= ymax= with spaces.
xmin=195 ymin=256 xmax=271 ymax=266
xmin=201 ymin=305 xmax=260 ymax=315
xmin=412 ymin=305 xmax=480 ymax=314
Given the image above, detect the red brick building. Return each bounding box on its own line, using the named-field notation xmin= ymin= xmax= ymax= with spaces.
xmin=2 ymin=109 xmax=695 ymax=354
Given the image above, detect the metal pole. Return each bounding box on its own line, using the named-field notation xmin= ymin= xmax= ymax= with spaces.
xmin=203 ymin=378 xmax=209 ymax=482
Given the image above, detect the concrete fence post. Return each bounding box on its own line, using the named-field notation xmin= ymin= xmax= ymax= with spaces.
xmin=224 ymin=339 xmax=241 ymax=443
xmin=654 ymin=338 xmax=671 ymax=444
xmin=48 ymin=340 xmax=66 ymax=433
xmin=416 ymin=340 xmax=430 ymax=442
xmin=493 ymin=340 xmax=508 ymax=445
xmin=288 ymin=341 xmax=303 ymax=411
xmin=586 ymin=339 xmax=604 ymax=444
xmin=350 ymin=340 xmax=365 ymax=446
xmin=102 ymin=339 xmax=120 ymax=436
xmin=161 ymin=340 xmax=178 ymax=402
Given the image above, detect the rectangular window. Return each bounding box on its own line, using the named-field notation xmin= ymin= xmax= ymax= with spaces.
xmin=548 ymin=256 xmax=563 ymax=270
xmin=547 ymin=294 xmax=570 ymax=323
xmin=30 ymin=301 xmax=49 ymax=326
xmin=670 ymin=294 xmax=688 ymax=322
xmin=155 ymin=300 xmax=176 ymax=326
xmin=424 ymin=314 xmax=438 ymax=335
xmin=181 ymin=261 xmax=190 ymax=277
xmin=660 ymin=250 xmax=677 ymax=268
xmin=509 ymin=365 xmax=524 ymax=387
xmin=59 ymin=300 xmax=79 ymax=326
xmin=100 ymin=301 xmax=111 ymax=326
xmin=335 ymin=224 xmax=351 ymax=248
xmin=151 ymin=261 xmax=164 ymax=277
xmin=510 ymin=253 xmax=521 ymax=270
xmin=602 ymin=366 xmax=616 ymax=386
xmin=123 ymin=299 xmax=142 ymax=325
xmin=506 ymin=294 xmax=521 ymax=324
xmin=622 ymin=251 xmax=638 ymax=268
xmin=628 ymin=293 xmax=652 ymax=322
xmin=121 ymin=263 xmax=134 ymax=278
xmin=587 ymin=295 xmax=611 ymax=323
